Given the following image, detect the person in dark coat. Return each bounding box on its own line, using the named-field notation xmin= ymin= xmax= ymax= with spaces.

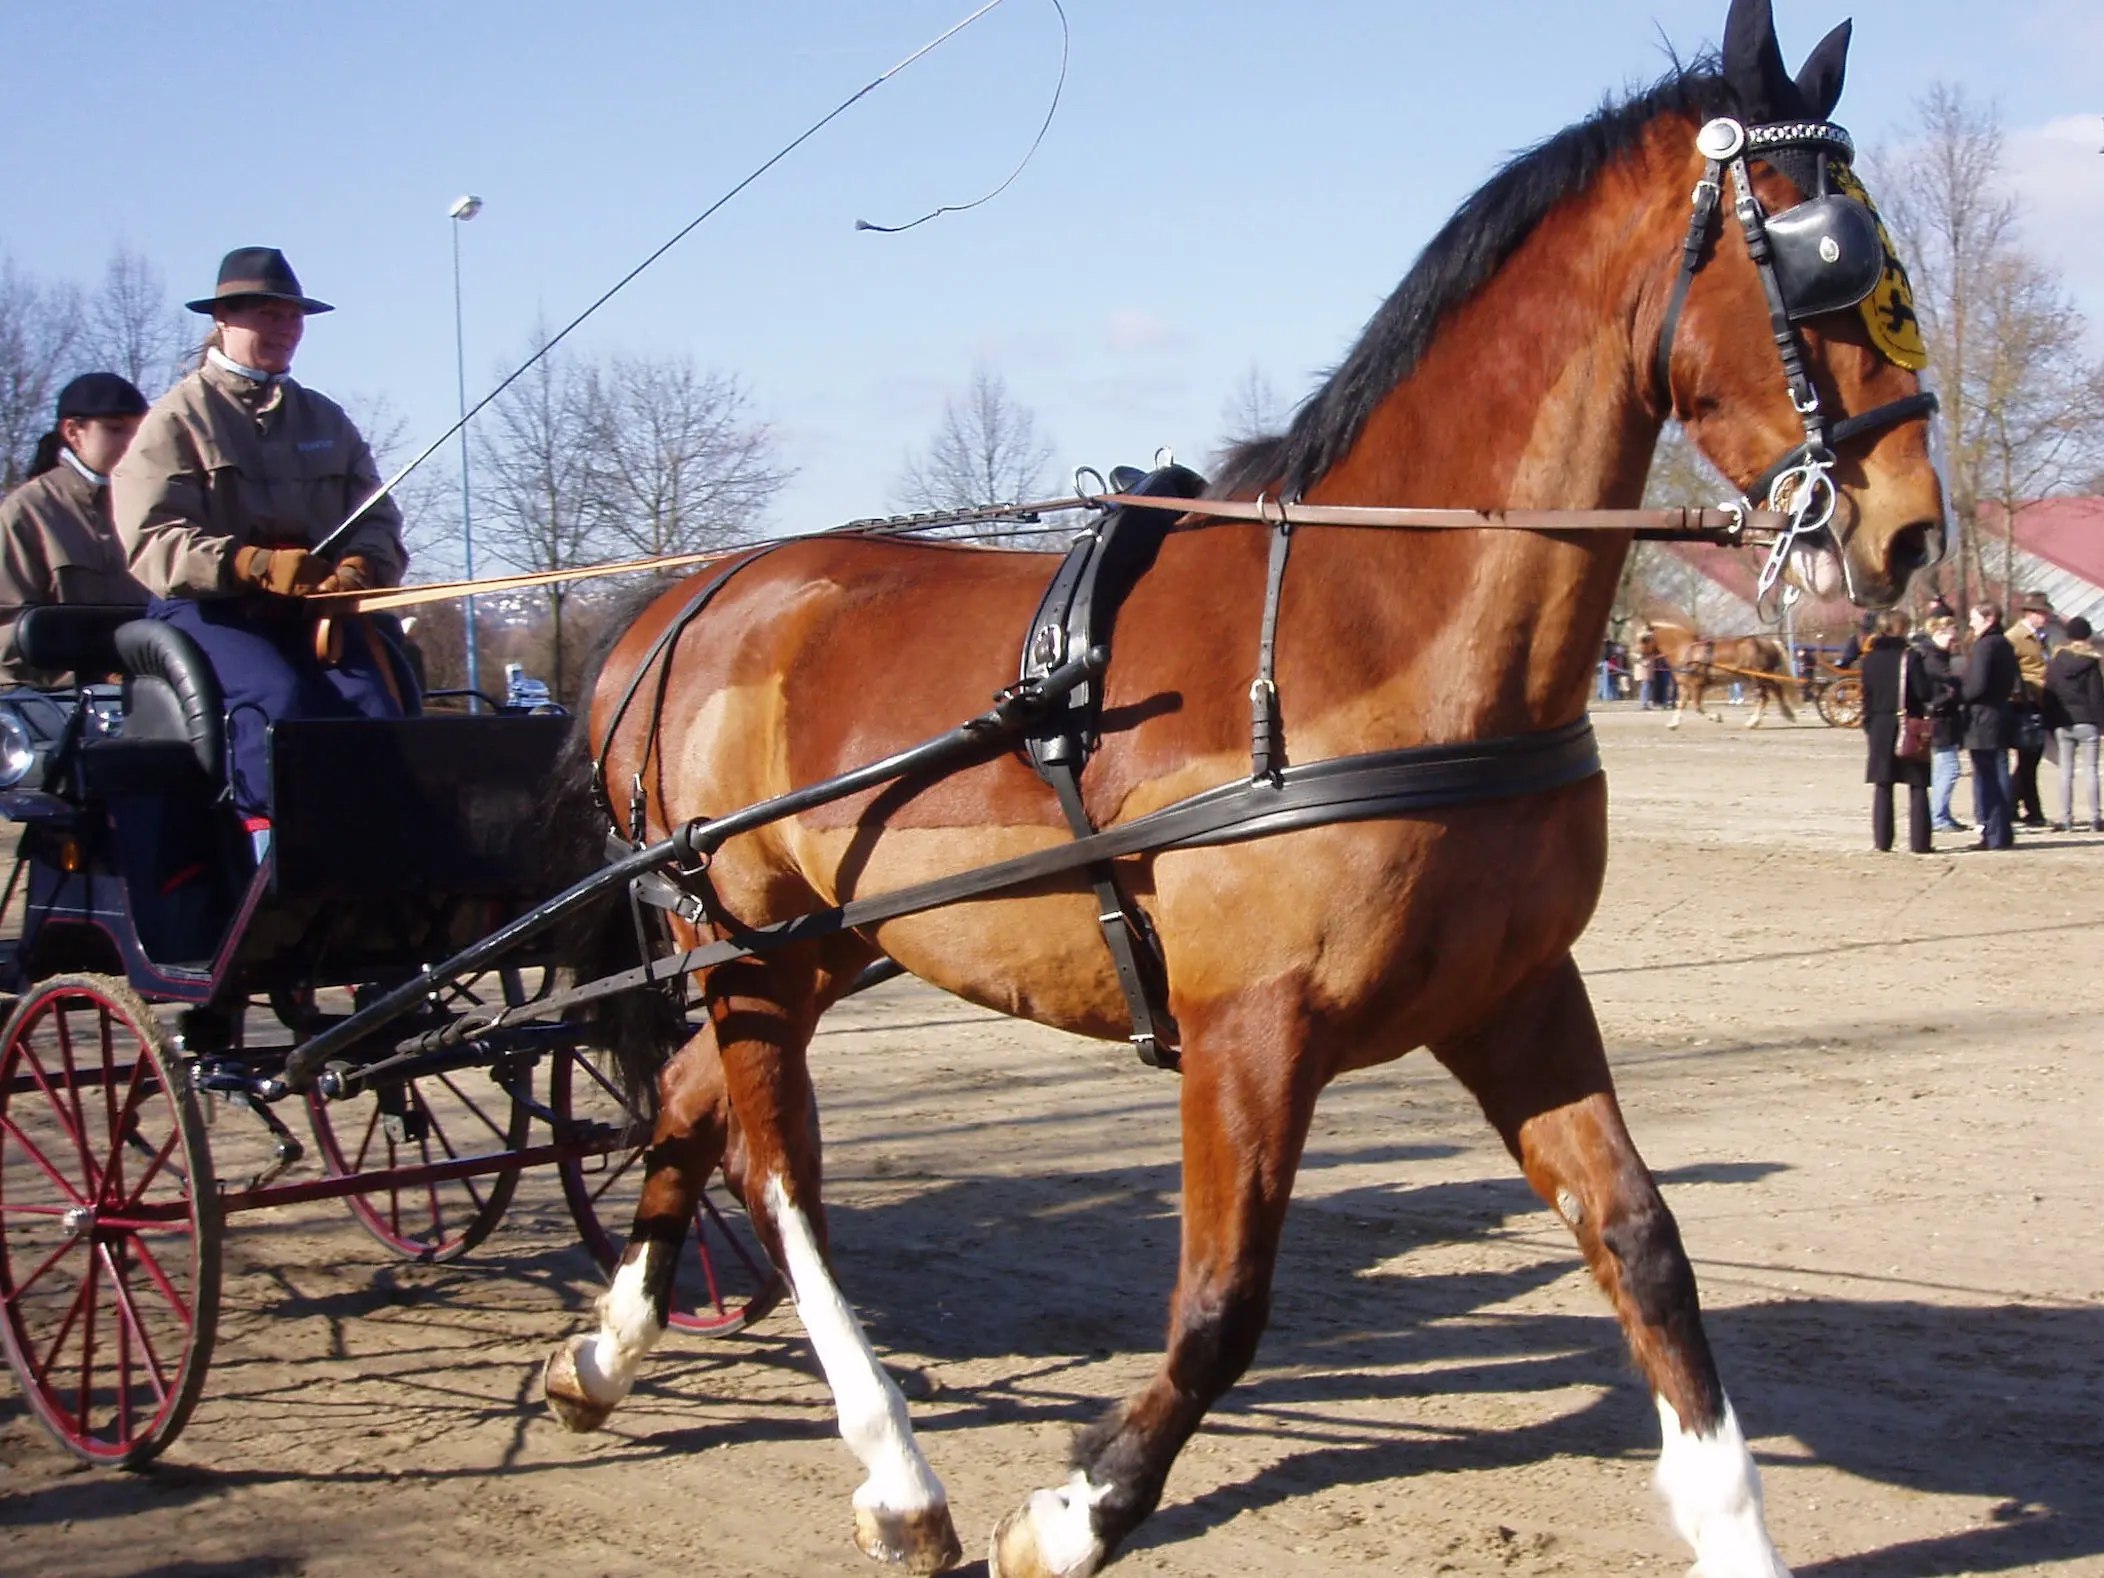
xmin=1961 ymin=602 xmax=2019 ymax=850
xmin=2043 ymin=614 xmax=2103 ymax=831
xmin=1918 ymin=615 xmax=1967 ymax=832
xmin=1860 ymin=610 xmax=1933 ymax=852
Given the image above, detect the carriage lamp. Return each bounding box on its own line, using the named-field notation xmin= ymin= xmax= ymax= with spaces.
xmin=0 ymin=706 xmax=36 ymax=788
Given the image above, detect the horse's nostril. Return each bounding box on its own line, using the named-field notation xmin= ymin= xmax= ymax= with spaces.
xmin=1888 ymin=521 xmax=1935 ymax=575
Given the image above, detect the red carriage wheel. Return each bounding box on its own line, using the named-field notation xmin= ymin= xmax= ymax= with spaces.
xmin=305 ymin=1065 xmax=528 ymax=1264
xmin=0 ymin=974 xmax=221 ymax=1467
xmin=549 ymin=1046 xmax=785 ymax=1336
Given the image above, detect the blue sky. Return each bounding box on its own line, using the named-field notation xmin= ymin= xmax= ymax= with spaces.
xmin=4 ymin=2 xmax=2098 ymax=568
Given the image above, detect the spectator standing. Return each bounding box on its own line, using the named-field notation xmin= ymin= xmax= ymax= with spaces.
xmin=1837 ymin=612 xmax=1875 ymax=669
xmin=1918 ymin=615 xmax=1968 ymax=832
xmin=2006 ymin=591 xmax=2055 ymax=827
xmin=1860 ymin=610 xmax=1933 ymax=853
xmin=1961 ymin=602 xmax=2019 ymax=850
xmin=2044 ymin=614 xmax=2103 ymax=832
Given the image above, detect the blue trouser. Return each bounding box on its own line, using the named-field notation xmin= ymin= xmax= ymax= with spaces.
xmin=148 ymin=597 xmax=403 ymax=816
xmin=1968 ymin=747 xmax=2013 ymax=849
xmin=1929 ymin=746 xmax=1963 ymax=828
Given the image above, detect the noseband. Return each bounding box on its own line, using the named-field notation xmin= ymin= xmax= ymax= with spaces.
xmin=1654 ymin=114 xmax=1940 ymax=600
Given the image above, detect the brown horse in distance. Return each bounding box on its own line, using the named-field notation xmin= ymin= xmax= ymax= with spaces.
xmin=1643 ymin=618 xmax=1800 ymax=727
xmin=542 ymin=4 xmax=1941 ymax=1574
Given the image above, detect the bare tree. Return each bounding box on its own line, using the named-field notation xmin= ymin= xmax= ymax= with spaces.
xmin=1617 ymin=423 xmax=1738 ymax=631
xmin=590 ymin=354 xmax=789 ymax=556
xmin=0 ymin=258 xmax=84 ymax=487
xmin=474 ymin=331 xmax=615 ymax=697
xmin=1210 ymin=364 xmax=1287 ymax=467
xmin=893 ymin=365 xmax=1055 ymax=538
xmin=338 ymin=391 xmax=462 ymax=579
xmin=85 ymin=247 xmax=189 ymax=396
xmin=1867 ymin=85 xmax=2104 ymax=608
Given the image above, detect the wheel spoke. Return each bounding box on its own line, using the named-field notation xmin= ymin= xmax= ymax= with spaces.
xmin=0 ymin=1112 xmax=90 ymax=1207
xmin=51 ymin=1006 xmax=101 ymax=1196
xmin=353 ymin=1102 xmax=381 ymax=1174
xmin=692 ymin=1218 xmax=727 ymax=1315
xmin=416 ymin=1121 xmax=446 ymax=1240
xmin=97 ymin=1007 xmax=125 ymax=1205
xmin=104 ymin=1243 xmax=135 ymax=1441
xmin=124 ymin=1231 xmax=193 ymax=1331
xmin=115 ymin=1128 xmax=182 ymax=1216
xmin=100 ymin=1241 xmax=171 ymax=1406
xmin=75 ymin=1245 xmax=100 ymax=1433
xmin=7 ymin=1226 xmax=88 ymax=1301
xmin=418 ymin=1102 xmax=488 ymax=1213
xmin=701 ymin=1193 xmax=772 ymax=1283
xmin=10 ymin=1037 xmax=95 ymax=1196
xmin=577 ymin=1053 xmax=626 ymax=1107
xmin=587 ymin=1147 xmax=644 ymax=1208
xmin=98 ymin=1040 xmax=158 ymax=1209
xmin=434 ymin=1071 xmax=509 ymax=1145
xmin=32 ymin=1269 xmax=92 ymax=1394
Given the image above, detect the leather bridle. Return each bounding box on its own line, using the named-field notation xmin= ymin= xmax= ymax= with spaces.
xmin=1653 ymin=114 xmax=1940 ymax=603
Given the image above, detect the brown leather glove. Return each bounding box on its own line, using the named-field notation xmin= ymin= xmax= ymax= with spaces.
xmin=315 ymin=555 xmax=376 ymax=595
xmin=233 ymin=545 xmax=330 ymax=596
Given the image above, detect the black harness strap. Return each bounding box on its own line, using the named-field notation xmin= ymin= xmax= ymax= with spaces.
xmin=406 ymin=718 xmax=1604 ymax=1050
xmin=1019 ymin=463 xmax=1204 ymax=1069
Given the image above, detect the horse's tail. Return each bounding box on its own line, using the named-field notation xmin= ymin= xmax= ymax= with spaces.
xmin=540 ymin=585 xmax=694 ymax=1120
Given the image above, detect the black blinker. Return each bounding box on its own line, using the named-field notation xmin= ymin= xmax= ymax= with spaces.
xmin=1765 ymin=195 xmax=1884 ymax=321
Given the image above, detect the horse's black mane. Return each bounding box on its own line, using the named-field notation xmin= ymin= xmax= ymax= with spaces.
xmin=1215 ymin=62 xmax=1743 ymax=500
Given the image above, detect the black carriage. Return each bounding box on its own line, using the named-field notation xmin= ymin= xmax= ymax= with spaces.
xmin=0 ymin=605 xmax=781 ymax=1467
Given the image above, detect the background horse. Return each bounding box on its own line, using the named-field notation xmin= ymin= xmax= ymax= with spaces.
xmin=542 ymin=3 xmax=1941 ymax=1574
xmin=1643 ymin=618 xmax=1800 ymax=727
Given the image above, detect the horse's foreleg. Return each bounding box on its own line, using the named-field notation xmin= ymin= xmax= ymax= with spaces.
xmin=991 ymin=991 xmax=1320 ymax=1578
xmin=712 ymin=955 xmax=961 ymax=1575
xmin=1747 ymin=681 xmax=1769 ymax=728
xmin=545 ymin=1029 xmax=728 ymax=1431
xmin=1434 ymin=956 xmax=1788 ymax=1578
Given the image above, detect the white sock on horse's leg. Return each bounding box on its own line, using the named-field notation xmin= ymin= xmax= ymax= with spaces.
xmin=766 ymin=1175 xmax=958 ymax=1569
xmin=1655 ymin=1395 xmax=1791 ymax=1578
xmin=577 ymin=1238 xmax=667 ymax=1403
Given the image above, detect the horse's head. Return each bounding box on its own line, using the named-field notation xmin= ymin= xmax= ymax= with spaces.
xmin=1657 ymin=0 xmax=1945 ymax=608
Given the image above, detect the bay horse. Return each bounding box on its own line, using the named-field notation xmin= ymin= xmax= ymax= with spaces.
xmin=1642 ymin=619 xmax=1800 ymax=727
xmin=542 ymin=3 xmax=1941 ymax=1573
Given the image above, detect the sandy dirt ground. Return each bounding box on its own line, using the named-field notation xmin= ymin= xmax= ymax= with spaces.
xmin=3 ymin=703 xmax=2101 ymax=1578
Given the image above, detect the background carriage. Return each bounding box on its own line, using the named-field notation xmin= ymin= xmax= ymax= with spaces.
xmin=0 ymin=603 xmax=782 ymax=1467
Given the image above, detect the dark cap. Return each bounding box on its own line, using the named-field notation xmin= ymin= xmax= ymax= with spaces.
xmin=55 ymin=372 xmax=149 ymax=421
xmin=185 ymin=246 xmax=333 ymax=315
xmin=2020 ymin=590 xmax=2055 ymax=617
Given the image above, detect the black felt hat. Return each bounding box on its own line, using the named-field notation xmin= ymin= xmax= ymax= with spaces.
xmin=55 ymin=372 xmax=149 ymax=421
xmin=185 ymin=246 xmax=333 ymax=315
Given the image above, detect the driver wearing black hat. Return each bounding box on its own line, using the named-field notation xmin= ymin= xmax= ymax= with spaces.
xmin=112 ymin=247 xmax=412 ymax=828
xmin=0 ymin=372 xmax=152 ymax=686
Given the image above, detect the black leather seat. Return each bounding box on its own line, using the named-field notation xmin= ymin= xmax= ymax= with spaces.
xmin=12 ymin=604 xmax=141 ymax=680
xmin=80 ymin=621 xmax=226 ymax=794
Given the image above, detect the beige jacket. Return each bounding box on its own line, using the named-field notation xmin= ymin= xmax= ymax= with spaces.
xmin=2008 ymin=619 xmax=2048 ymax=701
xmin=111 ymin=358 xmax=407 ymax=599
xmin=0 ymin=461 xmax=150 ymax=686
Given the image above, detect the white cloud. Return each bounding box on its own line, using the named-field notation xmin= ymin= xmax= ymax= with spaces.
xmin=1104 ymin=309 xmax=1185 ymax=355
xmin=2005 ymin=114 xmax=2104 ymax=329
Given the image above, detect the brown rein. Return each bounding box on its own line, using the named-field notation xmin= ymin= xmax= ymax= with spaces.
xmin=1096 ymin=494 xmax=1787 ymax=542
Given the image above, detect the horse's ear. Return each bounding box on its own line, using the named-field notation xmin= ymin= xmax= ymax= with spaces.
xmin=1722 ymin=0 xmax=1801 ymax=119
xmin=1794 ymin=20 xmax=1851 ymax=120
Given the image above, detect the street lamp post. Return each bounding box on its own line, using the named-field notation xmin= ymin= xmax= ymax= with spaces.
xmin=449 ymin=194 xmax=484 ymax=709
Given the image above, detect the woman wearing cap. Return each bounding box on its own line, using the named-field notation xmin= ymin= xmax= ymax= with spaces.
xmin=0 ymin=373 xmax=152 ymax=687
xmin=112 ymin=247 xmax=410 ymax=823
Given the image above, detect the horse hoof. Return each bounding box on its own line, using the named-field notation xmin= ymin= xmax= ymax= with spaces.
xmin=854 ymin=1503 xmax=963 ymax=1573
xmin=543 ymin=1335 xmax=615 ymax=1433
xmin=988 ymin=1479 xmax=1107 ymax=1578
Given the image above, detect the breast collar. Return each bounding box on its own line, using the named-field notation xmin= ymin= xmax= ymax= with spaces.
xmin=1653 ymin=115 xmax=1940 ymax=603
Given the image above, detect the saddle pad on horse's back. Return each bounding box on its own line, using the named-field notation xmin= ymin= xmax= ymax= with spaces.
xmin=1020 ymin=461 xmax=1206 ymax=779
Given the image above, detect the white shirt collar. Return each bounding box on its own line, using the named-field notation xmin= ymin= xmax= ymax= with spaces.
xmin=208 ymin=346 xmax=288 ymax=386
xmin=59 ymin=447 xmax=108 ymax=488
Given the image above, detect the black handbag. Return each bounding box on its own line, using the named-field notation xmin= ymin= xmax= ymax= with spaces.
xmin=1895 ymin=653 xmax=1933 ymax=762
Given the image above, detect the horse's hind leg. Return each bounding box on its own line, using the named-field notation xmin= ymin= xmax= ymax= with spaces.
xmin=991 ymin=987 xmax=1322 ymax=1578
xmin=545 ymin=1026 xmax=729 ymax=1431
xmin=709 ymin=952 xmax=962 ymax=1574
xmin=1433 ymin=956 xmax=1788 ymax=1578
